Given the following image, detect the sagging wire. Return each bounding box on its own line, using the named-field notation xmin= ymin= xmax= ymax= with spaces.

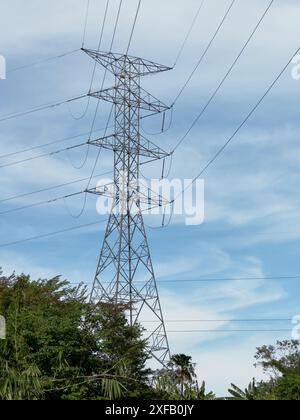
xmin=144 ymin=200 xmax=175 ymax=230
xmin=67 ymin=96 xmax=91 ymax=121
xmin=161 ymin=158 xmax=166 ymax=180
xmin=141 ymin=107 xmax=174 ymax=136
xmin=66 ymin=100 xmax=92 ymax=170
xmin=163 ymin=152 xmax=174 ymax=179
xmin=65 ymin=145 xmax=104 ymax=219
xmin=140 ymin=151 xmax=174 ymax=182
xmin=63 ymin=189 xmax=88 ymax=219
xmin=66 ymin=141 xmax=90 ymax=170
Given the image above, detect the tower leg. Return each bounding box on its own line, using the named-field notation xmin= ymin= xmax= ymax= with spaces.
xmin=90 ymin=209 xmax=170 ymax=366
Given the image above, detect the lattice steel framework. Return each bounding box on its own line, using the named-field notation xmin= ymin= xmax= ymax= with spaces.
xmin=83 ymin=48 xmax=172 ymax=366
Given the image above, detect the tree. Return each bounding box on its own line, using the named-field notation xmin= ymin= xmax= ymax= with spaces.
xmin=154 ymin=354 xmax=215 ymax=400
xmin=0 ymin=271 xmax=153 ymax=400
xmin=168 ymin=354 xmax=196 ymax=397
xmin=185 ymin=381 xmax=216 ymax=400
xmin=228 ymin=341 xmax=300 ymax=401
xmin=255 ymin=340 xmax=300 ymax=400
xmin=255 ymin=340 xmax=300 ymax=379
xmin=275 ymin=374 xmax=300 ymax=400
xmin=85 ymin=302 xmax=152 ymax=399
xmin=228 ymin=379 xmax=259 ymax=400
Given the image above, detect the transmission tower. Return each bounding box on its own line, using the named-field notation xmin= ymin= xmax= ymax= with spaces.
xmin=83 ymin=48 xmax=172 ymax=366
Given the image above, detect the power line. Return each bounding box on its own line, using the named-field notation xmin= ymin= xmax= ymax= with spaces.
xmin=172 ymin=0 xmax=275 ymax=152
xmin=85 ymin=109 xmax=113 ymax=195
xmin=80 ymin=0 xmax=146 ymax=220
xmin=82 ymin=0 xmax=91 ymax=48
xmin=77 ymin=0 xmax=123 ymax=217
xmin=0 ymin=142 xmax=87 ymax=170
xmin=66 ymin=0 xmax=125 ymax=217
xmin=173 ymin=0 xmax=206 ymax=67
xmin=7 ymin=49 xmax=80 ymax=74
xmin=140 ymin=1 xmax=275 ymax=230
xmin=83 ymin=0 xmax=123 ymax=180
xmin=86 ymin=0 xmax=111 ymax=96
xmin=0 ymin=93 xmax=88 ymax=124
xmin=0 ymin=133 xmax=85 ymax=160
xmin=68 ymin=0 xmax=111 ymax=128
xmin=0 ymin=219 xmax=109 ymax=249
xmin=140 ymin=0 xmax=206 ymax=134
xmin=0 ymin=191 xmax=84 ymax=216
xmin=0 ymin=0 xmax=152 ymax=234
xmin=172 ymin=0 xmax=236 ymax=106
xmin=156 ymin=276 xmax=300 ymax=283
xmin=0 ymin=170 xmax=113 ymax=205
xmin=84 ymin=0 xmax=142 ymax=186
xmin=125 ymin=0 xmax=142 ymax=56
xmin=0 ymin=0 xmax=150 ymax=248
xmin=144 ymin=319 xmax=293 ymax=323
xmin=0 ymin=1 xmax=125 ymax=228
xmin=173 ymin=46 xmax=300 ymax=203
xmin=109 ymin=0 xmax=123 ymax=52
xmin=82 ymin=0 xmax=141 ymax=194
xmin=164 ymin=329 xmax=291 ymax=333
xmin=68 ymin=275 xmax=300 ymax=286
xmin=0 ymin=125 xmax=113 ymax=161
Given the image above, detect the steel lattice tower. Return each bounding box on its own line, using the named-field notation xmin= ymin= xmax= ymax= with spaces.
xmin=83 ymin=48 xmax=172 ymax=366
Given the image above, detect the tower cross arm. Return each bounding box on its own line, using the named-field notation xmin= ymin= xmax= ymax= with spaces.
xmin=85 ymin=183 xmax=171 ymax=209
xmin=88 ymin=134 xmax=171 ymax=161
xmin=89 ymin=85 xmax=171 ymax=115
xmin=82 ymin=48 xmax=172 ymax=77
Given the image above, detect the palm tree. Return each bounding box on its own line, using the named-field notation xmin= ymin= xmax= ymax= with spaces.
xmin=228 ymin=378 xmax=259 ymax=400
xmin=182 ymin=380 xmax=216 ymax=400
xmin=196 ymin=381 xmax=216 ymax=400
xmin=168 ymin=354 xmax=196 ymax=397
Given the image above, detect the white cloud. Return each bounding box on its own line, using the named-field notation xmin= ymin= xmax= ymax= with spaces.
xmin=155 ymin=242 xmax=232 ymax=279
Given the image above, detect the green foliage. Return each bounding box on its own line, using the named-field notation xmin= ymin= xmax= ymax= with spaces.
xmin=228 ymin=379 xmax=259 ymax=400
xmin=229 ymin=341 xmax=300 ymax=400
xmin=2 ymin=269 xmax=300 ymax=401
xmin=275 ymin=374 xmax=300 ymax=400
xmin=255 ymin=340 xmax=300 ymax=400
xmin=0 ymin=271 xmax=153 ymax=400
xmin=255 ymin=340 xmax=300 ymax=378
xmin=0 ymin=363 xmax=42 ymax=400
xmin=185 ymin=381 xmax=216 ymax=400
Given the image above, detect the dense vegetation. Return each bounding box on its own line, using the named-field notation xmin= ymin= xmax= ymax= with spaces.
xmin=0 ymin=270 xmax=299 ymax=400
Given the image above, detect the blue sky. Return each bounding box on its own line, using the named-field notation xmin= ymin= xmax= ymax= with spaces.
xmin=0 ymin=0 xmax=300 ymax=395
